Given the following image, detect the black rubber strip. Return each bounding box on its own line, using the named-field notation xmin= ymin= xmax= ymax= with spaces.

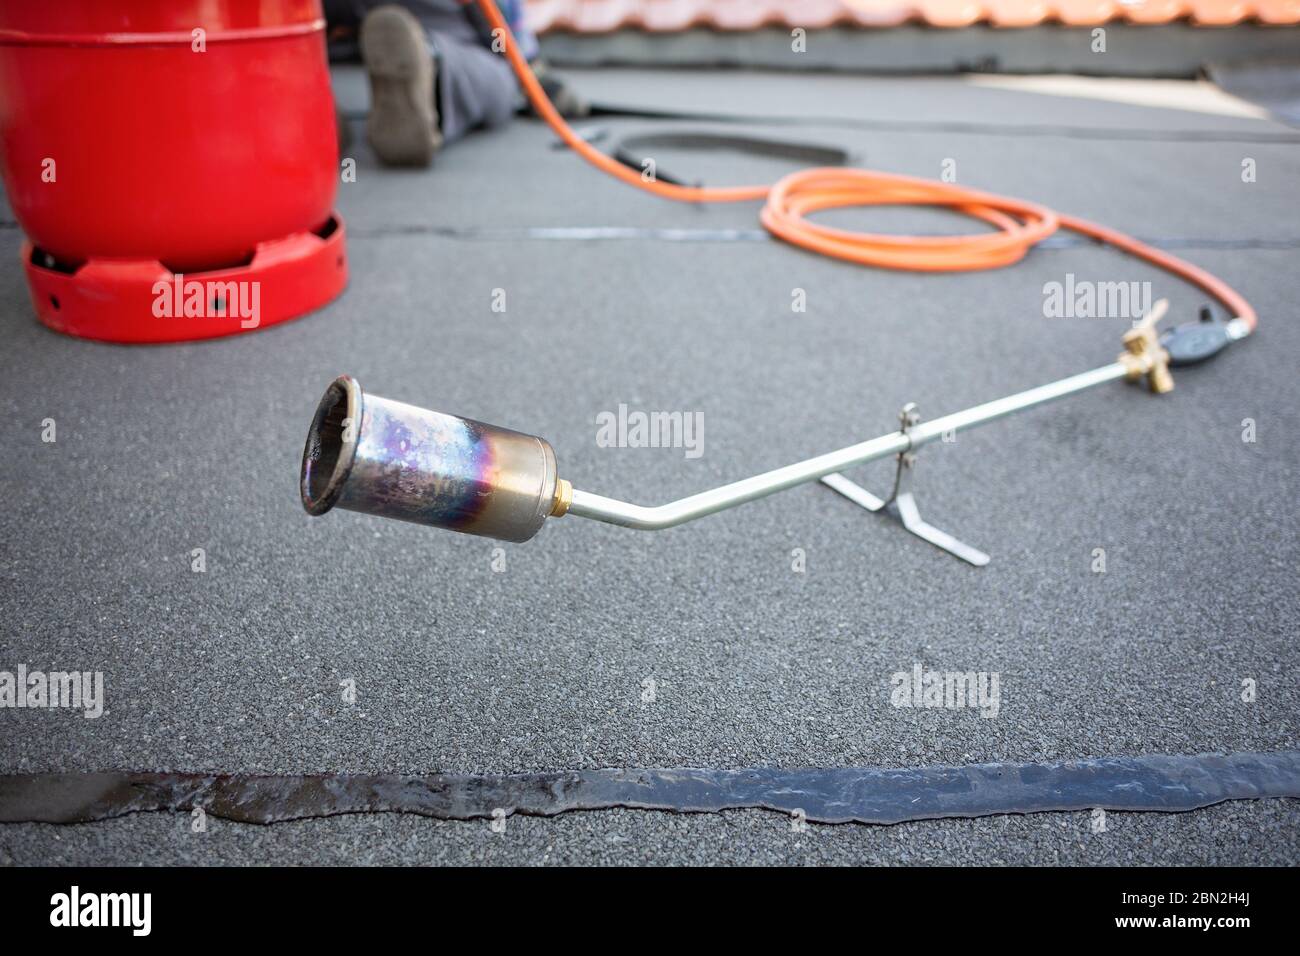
xmin=2 ymin=751 xmax=1297 ymax=826
xmin=11 ymin=217 xmax=1295 ymax=251
xmin=583 ymin=103 xmax=1300 ymax=144
xmin=337 ymin=107 xmax=1300 ymax=143
xmin=345 ymin=224 xmax=1300 ymax=251
xmin=347 ymin=225 xmax=773 ymax=241
xmin=609 ymin=130 xmax=853 ymax=185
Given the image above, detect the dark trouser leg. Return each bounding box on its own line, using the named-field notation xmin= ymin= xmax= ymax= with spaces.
xmin=428 ymin=31 xmax=520 ymax=144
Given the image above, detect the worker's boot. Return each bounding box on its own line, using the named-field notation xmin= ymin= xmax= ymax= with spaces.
xmin=360 ymin=5 xmax=442 ymax=167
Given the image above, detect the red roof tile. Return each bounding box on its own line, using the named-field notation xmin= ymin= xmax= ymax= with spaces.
xmin=525 ymin=0 xmax=1300 ymax=30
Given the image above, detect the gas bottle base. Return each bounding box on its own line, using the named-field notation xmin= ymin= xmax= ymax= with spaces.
xmin=23 ymin=214 xmax=348 ymax=345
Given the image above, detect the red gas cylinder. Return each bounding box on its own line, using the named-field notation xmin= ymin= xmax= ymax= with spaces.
xmin=0 ymin=0 xmax=348 ymax=342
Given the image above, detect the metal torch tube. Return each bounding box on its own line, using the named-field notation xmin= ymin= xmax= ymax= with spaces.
xmin=566 ymin=361 xmax=1130 ymax=531
xmin=907 ymin=361 xmax=1129 ymax=448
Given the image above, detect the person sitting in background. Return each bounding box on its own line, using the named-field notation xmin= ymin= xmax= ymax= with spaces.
xmin=325 ymin=1 xmax=587 ymax=166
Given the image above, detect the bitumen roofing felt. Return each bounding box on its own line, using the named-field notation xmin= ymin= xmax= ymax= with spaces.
xmin=1 ymin=66 xmax=1297 ymax=864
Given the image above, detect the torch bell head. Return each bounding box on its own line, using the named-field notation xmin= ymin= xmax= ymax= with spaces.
xmin=300 ymin=376 xmax=559 ymax=543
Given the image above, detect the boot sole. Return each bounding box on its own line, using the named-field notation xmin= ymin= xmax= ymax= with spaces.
xmin=361 ymin=7 xmax=440 ymax=167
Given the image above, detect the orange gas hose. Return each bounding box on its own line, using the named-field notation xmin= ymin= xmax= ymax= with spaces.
xmin=475 ymin=0 xmax=1257 ymax=333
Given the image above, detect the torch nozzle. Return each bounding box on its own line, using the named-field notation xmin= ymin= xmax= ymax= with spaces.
xmin=300 ymin=376 xmax=561 ymax=543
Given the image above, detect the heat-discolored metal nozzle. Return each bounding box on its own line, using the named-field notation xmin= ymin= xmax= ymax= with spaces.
xmin=300 ymin=376 xmax=560 ymax=542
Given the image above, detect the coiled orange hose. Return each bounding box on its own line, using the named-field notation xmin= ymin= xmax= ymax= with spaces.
xmin=475 ymin=0 xmax=1256 ymax=333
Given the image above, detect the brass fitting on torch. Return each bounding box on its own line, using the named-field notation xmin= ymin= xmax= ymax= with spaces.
xmin=1119 ymin=298 xmax=1174 ymax=394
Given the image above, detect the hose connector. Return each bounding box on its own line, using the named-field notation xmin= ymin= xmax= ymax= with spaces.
xmin=1119 ymin=298 xmax=1174 ymax=394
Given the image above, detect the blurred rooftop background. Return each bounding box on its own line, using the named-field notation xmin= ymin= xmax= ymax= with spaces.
xmin=524 ymin=0 xmax=1300 ymax=75
xmin=526 ymin=0 xmax=1300 ymax=31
